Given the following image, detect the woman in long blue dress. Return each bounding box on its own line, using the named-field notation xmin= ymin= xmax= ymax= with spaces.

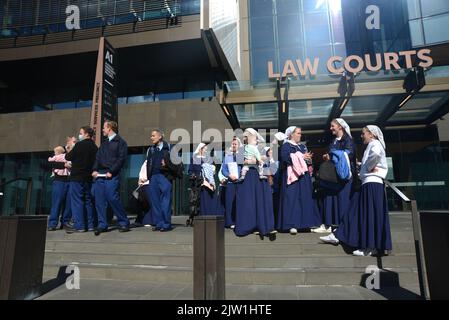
xmin=277 ymin=126 xmax=321 ymax=234
xmin=313 ymin=118 xmax=356 ymax=233
xmin=234 ymin=129 xmax=276 ymax=237
xmin=189 ymin=143 xmax=222 ymax=216
xmin=320 ymin=126 xmax=392 ymax=256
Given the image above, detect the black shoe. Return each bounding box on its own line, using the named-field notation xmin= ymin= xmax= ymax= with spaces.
xmin=159 ymin=227 xmax=173 ymax=232
xmin=152 ymin=227 xmax=161 ymax=231
xmin=118 ymin=226 xmax=130 ymax=233
xmin=94 ymin=228 xmax=108 ymax=236
xmin=47 ymin=227 xmax=57 ymax=231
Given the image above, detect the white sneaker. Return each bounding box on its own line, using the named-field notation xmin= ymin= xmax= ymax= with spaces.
xmin=326 ymin=227 xmax=333 ymax=233
xmin=289 ymin=228 xmax=298 ymax=235
xmin=269 ymin=230 xmax=278 ymax=234
xmin=230 ymin=225 xmax=235 ymax=229
xmin=144 ymin=224 xmax=152 ymax=227
xmin=352 ymin=249 xmax=377 ymax=257
xmin=319 ymin=233 xmax=339 ymax=245
xmin=311 ymin=225 xmax=330 ymax=233
xmin=253 ymin=231 xmax=260 ymax=235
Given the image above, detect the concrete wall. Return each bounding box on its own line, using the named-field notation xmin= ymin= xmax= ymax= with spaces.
xmin=0 ymin=99 xmax=231 ymax=154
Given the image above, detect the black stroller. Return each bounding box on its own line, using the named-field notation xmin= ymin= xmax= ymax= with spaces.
xmin=185 ymin=173 xmax=203 ymax=227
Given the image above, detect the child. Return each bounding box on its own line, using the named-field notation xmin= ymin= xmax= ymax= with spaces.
xmin=48 ymin=146 xmax=70 ymax=177
xmin=240 ymin=128 xmax=266 ymax=180
xmin=47 ymin=146 xmax=71 ymax=231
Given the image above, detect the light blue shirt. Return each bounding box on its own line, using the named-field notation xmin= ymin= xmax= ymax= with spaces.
xmin=157 ymin=141 xmax=163 ymax=151
xmin=108 ymin=133 xmax=117 ymax=142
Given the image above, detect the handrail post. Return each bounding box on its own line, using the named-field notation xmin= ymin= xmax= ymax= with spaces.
xmin=410 ymin=200 xmax=429 ymax=299
xmin=193 ymin=216 xmax=225 ymax=300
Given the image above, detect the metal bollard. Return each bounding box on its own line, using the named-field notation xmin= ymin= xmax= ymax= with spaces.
xmin=193 ymin=216 xmax=225 ymax=300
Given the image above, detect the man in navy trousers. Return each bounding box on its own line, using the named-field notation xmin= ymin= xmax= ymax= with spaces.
xmin=92 ymin=120 xmax=130 ymax=235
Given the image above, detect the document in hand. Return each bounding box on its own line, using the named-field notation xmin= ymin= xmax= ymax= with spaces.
xmin=228 ymin=162 xmax=239 ymax=178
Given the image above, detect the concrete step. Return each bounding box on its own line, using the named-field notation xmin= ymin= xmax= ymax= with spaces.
xmin=44 ymin=251 xmax=417 ymax=269
xmin=45 ymin=239 xmax=416 ymax=255
xmin=43 ymin=263 xmax=419 ymax=286
xmin=44 ymin=228 xmax=416 ymax=244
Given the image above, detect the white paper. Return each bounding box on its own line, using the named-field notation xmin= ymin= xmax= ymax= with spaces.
xmin=228 ymin=162 xmax=239 ymax=178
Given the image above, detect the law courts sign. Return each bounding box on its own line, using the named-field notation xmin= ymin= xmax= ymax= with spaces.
xmin=268 ymin=49 xmax=434 ymax=79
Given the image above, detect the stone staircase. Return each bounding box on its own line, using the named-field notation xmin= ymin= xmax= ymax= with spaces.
xmin=41 ymin=213 xmax=422 ymax=299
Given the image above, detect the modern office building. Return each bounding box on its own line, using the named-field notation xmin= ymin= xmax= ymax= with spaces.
xmin=1 ymin=0 xmax=448 ymax=217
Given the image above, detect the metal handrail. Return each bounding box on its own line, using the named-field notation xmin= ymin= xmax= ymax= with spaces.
xmin=385 ymin=180 xmax=429 ymax=300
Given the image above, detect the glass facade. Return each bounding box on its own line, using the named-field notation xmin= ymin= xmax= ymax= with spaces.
xmin=301 ymin=126 xmax=449 ymax=211
xmin=408 ymin=0 xmax=449 ymax=47
xmin=0 ymin=0 xmax=200 ymax=38
xmin=248 ymin=0 xmax=347 ymax=82
xmin=0 ymin=149 xmax=195 ymax=217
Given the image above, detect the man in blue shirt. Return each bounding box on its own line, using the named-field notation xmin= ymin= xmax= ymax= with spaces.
xmin=92 ymin=121 xmax=130 ymax=234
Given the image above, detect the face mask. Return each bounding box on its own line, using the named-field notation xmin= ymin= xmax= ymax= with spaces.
xmin=78 ymin=134 xmax=85 ymax=141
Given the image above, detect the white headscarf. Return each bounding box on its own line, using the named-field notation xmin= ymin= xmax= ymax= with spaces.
xmin=193 ymin=142 xmax=207 ymax=155
xmin=335 ymin=118 xmax=352 ymax=138
xmin=243 ymin=128 xmax=265 ymax=143
xmin=366 ymin=125 xmax=386 ymax=150
xmin=274 ymin=132 xmax=288 ymax=142
xmin=285 ymin=126 xmax=297 ymax=139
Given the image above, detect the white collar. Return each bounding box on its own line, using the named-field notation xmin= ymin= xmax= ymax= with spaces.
xmin=286 ymin=139 xmax=299 ymax=146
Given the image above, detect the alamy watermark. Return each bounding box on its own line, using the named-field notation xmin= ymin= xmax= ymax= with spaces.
xmin=65 ymin=264 xmax=80 ymax=290
xmin=365 ymin=265 xmax=380 ymax=290
xmin=65 ymin=5 xmax=81 ymax=30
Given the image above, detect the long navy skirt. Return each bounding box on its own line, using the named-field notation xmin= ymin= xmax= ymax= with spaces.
xmin=321 ymin=179 xmax=354 ymax=227
xmin=277 ymin=172 xmax=321 ymax=231
xmin=335 ymin=182 xmax=392 ymax=252
xmin=218 ymin=185 xmax=226 ymax=217
xmin=235 ymin=168 xmax=275 ymax=237
xmin=200 ymin=187 xmax=223 ymax=216
xmin=224 ymin=183 xmax=237 ymax=228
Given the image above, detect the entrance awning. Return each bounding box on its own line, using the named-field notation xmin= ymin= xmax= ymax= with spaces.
xmin=217 ymin=67 xmax=449 ymax=131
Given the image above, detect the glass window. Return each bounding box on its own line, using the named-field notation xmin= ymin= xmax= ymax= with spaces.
xmin=53 ymin=101 xmax=76 ymax=110
xmin=251 ymin=49 xmax=277 ymax=82
xmin=77 ymin=100 xmax=92 ymax=108
xmin=276 ymin=0 xmax=300 ymax=15
xmin=407 ymin=0 xmax=422 ymax=19
xmin=303 ymin=0 xmax=328 ymax=13
xmin=409 ymin=20 xmax=424 ymax=47
xmin=289 ymin=99 xmax=334 ymax=128
xmin=421 ymin=0 xmax=449 ymax=17
xmin=158 ymin=92 xmax=183 ymax=100
xmin=250 ymin=16 xmax=275 ymax=49
xmin=277 ymin=14 xmax=302 ymax=47
xmin=330 ymin=9 xmax=345 ymax=44
xmin=234 ymin=103 xmax=278 ymax=128
xmin=304 ymin=12 xmax=331 ymax=47
xmin=184 ymin=90 xmax=214 ymax=99
xmin=249 ymin=0 xmax=274 ymax=17
xmin=423 ymin=13 xmax=449 ymax=44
